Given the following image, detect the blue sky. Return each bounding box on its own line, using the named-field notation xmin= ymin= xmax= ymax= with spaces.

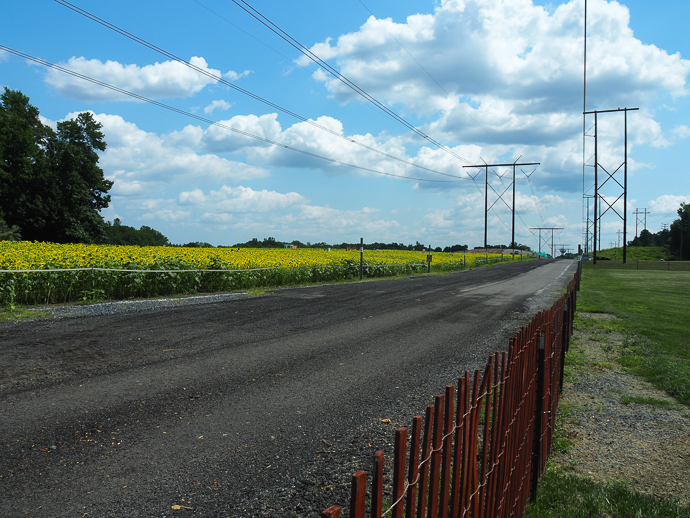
xmin=2 ymin=0 xmax=689 ymax=250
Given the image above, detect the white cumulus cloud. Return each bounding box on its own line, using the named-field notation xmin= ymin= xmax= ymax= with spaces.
xmin=648 ymin=194 xmax=690 ymax=214
xmin=84 ymin=113 xmax=269 ymax=189
xmin=204 ymin=99 xmax=233 ymax=115
xmin=180 ymin=185 xmax=306 ymax=213
xmin=299 ymin=0 xmax=690 ymax=151
xmin=45 ymin=56 xmax=238 ymax=101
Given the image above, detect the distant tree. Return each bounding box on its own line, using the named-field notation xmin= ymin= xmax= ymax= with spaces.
xmin=137 ymin=226 xmax=169 ymax=246
xmin=443 ymin=244 xmax=469 ymax=253
xmin=669 ymin=203 xmax=690 ymax=259
xmin=0 ymin=88 xmax=112 ymax=243
xmin=629 ymin=228 xmax=654 ymax=247
xmin=182 ymin=241 xmax=214 ymax=248
xmin=0 ymin=211 xmax=21 ymax=241
xmin=231 ymin=237 xmax=287 ymax=248
xmin=100 ymin=218 xmax=169 ymax=246
xmin=509 ymin=242 xmax=532 ymax=251
xmin=628 ymin=227 xmax=670 ymax=248
xmin=655 ymin=228 xmax=671 ymax=247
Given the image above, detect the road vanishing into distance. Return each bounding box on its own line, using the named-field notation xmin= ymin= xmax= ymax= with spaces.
xmin=1 ymin=259 xmax=576 ymax=517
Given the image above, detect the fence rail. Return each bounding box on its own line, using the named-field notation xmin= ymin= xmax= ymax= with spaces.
xmin=321 ymin=266 xmax=580 ymax=518
xmin=582 ymin=259 xmax=690 ymax=271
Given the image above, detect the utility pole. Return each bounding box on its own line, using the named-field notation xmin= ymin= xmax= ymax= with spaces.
xmin=584 ymin=107 xmax=638 ymax=265
xmin=584 ymin=195 xmax=594 ymax=255
xmin=616 ymin=229 xmax=624 ymax=248
xmin=463 ymin=159 xmax=539 ymax=250
xmin=530 ymin=227 xmax=563 ymax=258
xmin=633 ymin=208 xmax=650 ymax=238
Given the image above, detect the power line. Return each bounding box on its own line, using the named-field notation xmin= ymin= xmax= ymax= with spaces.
xmin=192 ymin=0 xmax=386 ymax=118
xmin=464 ymin=160 xmax=540 ymax=248
xmin=355 ymin=0 xmax=498 ymax=143
xmin=226 ymin=0 xmax=474 ymax=165
xmin=1 ymin=45 xmax=461 ymax=184
xmin=53 ymin=0 xmax=464 ymax=180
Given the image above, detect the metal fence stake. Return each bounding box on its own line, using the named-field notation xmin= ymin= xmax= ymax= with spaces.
xmin=530 ymin=331 xmax=546 ymax=502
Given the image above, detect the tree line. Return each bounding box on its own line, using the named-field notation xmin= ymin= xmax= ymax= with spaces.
xmin=628 ymin=202 xmax=690 ymax=259
xmin=226 ymin=237 xmax=474 ymax=252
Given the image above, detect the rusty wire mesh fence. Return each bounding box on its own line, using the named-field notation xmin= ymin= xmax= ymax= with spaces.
xmin=321 ymin=267 xmax=580 ymax=518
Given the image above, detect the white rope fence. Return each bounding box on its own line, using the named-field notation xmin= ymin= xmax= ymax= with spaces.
xmin=0 ymin=263 xmax=430 ymax=274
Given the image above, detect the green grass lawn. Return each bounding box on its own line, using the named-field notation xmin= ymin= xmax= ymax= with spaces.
xmin=526 ymin=266 xmax=690 ymax=517
xmin=577 ymin=268 xmax=690 ymax=405
xmin=596 ymin=246 xmax=673 ymax=261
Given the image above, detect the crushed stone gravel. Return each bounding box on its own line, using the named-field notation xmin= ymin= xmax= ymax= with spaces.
xmin=27 ymin=292 xmax=248 ymax=318
xmin=550 ymin=313 xmax=690 ymax=507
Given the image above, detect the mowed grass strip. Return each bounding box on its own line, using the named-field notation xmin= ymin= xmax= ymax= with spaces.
xmin=525 ymin=470 xmax=690 ymax=518
xmin=526 ymin=265 xmax=690 ymax=517
xmin=596 ymin=245 xmax=674 ymax=261
xmin=578 ymin=268 xmax=690 ymax=405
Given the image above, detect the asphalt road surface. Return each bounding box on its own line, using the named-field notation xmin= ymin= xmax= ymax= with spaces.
xmin=0 ymin=259 xmax=577 ymax=517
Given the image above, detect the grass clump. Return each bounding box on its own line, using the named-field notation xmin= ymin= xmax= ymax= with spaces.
xmin=619 ymin=395 xmax=681 ymax=410
xmin=0 ymin=307 xmax=50 ymax=322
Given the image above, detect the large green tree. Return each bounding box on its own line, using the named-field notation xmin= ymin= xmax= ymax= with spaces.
xmin=0 ymin=88 xmax=53 ymax=240
xmin=0 ymin=88 xmax=112 ymax=243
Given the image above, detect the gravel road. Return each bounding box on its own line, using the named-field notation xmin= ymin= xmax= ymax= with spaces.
xmin=0 ymin=259 xmax=576 ymax=517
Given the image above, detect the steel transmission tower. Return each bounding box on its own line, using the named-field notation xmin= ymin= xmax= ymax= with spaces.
xmin=463 ymin=159 xmax=539 ymax=249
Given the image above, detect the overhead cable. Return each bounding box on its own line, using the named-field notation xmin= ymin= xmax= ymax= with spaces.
xmin=0 ymin=45 xmax=460 ymax=184
xmin=192 ymin=0 xmax=381 ymax=114
xmin=227 ymin=0 xmax=474 ymax=165
xmin=53 ymin=0 xmax=464 ymax=180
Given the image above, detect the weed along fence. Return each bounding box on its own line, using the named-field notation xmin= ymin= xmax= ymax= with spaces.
xmin=321 ymin=268 xmax=580 ymax=518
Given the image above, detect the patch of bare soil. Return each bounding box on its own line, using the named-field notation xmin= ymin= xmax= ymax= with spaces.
xmin=551 ymin=313 xmax=690 ymax=506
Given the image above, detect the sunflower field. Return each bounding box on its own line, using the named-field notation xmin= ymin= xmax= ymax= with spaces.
xmin=0 ymin=241 xmax=518 ymax=306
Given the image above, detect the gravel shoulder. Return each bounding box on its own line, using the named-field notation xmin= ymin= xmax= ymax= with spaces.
xmin=550 ymin=312 xmax=690 ymax=506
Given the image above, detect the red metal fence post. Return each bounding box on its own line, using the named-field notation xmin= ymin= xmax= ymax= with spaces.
xmin=417 ymin=405 xmax=435 ymax=518
xmin=428 ymin=394 xmax=445 ymax=518
xmin=392 ymin=428 xmax=407 ymax=518
xmin=372 ymin=451 xmax=384 ymax=518
xmin=468 ymin=370 xmax=481 ymax=515
xmin=450 ymin=375 xmax=467 ymax=518
xmin=440 ymin=385 xmax=455 ymax=518
xmin=321 ymin=506 xmax=341 ymax=518
xmin=406 ymin=416 xmax=422 ymax=518
xmin=478 ymin=356 xmax=494 ymax=517
xmin=350 ymin=471 xmax=367 ymax=518
xmin=530 ymin=331 xmax=546 ymax=502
